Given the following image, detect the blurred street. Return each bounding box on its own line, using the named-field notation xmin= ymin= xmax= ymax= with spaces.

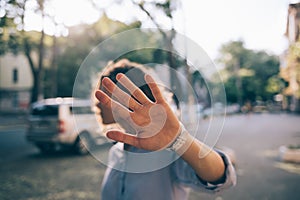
xmin=191 ymin=113 xmax=300 ymax=200
xmin=1 ymin=1 xmax=299 ymax=199
xmin=0 ymin=113 xmax=300 ymax=200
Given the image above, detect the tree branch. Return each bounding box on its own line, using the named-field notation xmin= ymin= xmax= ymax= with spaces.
xmin=133 ymin=1 xmax=167 ymax=38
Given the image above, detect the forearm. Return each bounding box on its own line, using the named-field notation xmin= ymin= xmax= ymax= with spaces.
xmin=177 ymin=136 xmax=225 ymax=183
xmin=168 ymin=123 xmax=226 ymax=183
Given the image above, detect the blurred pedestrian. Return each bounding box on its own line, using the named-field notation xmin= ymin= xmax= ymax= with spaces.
xmin=94 ymin=59 xmax=236 ymax=200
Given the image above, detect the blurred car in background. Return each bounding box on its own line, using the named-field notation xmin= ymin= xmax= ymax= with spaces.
xmin=26 ymin=97 xmax=107 ymax=155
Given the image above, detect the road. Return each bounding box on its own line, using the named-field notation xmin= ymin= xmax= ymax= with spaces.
xmin=0 ymin=113 xmax=300 ymax=200
xmin=190 ymin=113 xmax=300 ymax=200
xmin=0 ymin=127 xmax=37 ymax=162
xmin=0 ymin=122 xmax=108 ymax=200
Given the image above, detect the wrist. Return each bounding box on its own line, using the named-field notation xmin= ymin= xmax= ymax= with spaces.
xmin=167 ymin=123 xmax=194 ymax=155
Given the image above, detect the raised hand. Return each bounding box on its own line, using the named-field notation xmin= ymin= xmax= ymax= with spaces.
xmin=95 ymin=73 xmax=180 ymax=151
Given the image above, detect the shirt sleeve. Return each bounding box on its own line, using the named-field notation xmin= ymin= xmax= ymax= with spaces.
xmin=171 ymin=149 xmax=237 ymax=193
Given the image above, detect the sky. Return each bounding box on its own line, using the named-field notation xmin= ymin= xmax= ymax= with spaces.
xmin=24 ymin=0 xmax=294 ymax=60
xmin=180 ymin=0 xmax=290 ymax=59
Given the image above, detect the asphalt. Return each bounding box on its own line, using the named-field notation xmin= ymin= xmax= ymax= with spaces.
xmin=1 ymin=112 xmax=300 ymax=200
xmin=0 ymin=114 xmax=28 ymax=131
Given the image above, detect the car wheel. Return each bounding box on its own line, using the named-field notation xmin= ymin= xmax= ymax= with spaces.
xmin=75 ymin=132 xmax=92 ymax=155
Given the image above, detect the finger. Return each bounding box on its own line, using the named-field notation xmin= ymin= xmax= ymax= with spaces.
xmin=95 ymin=90 xmax=110 ymax=107
xmin=95 ymin=90 xmax=130 ymax=117
xmin=106 ymin=130 xmax=140 ymax=148
xmin=116 ymin=73 xmax=150 ymax=105
xmin=102 ymin=77 xmax=142 ymax=111
xmin=145 ymin=74 xmax=165 ymax=103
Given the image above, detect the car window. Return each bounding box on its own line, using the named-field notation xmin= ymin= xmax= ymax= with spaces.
xmin=71 ymin=106 xmax=93 ymax=114
xmin=31 ymin=105 xmax=59 ymax=116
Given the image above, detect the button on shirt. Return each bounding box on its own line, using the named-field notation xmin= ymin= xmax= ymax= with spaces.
xmin=101 ymin=143 xmax=236 ymax=200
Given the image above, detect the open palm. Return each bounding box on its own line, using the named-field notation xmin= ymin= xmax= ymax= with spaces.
xmin=95 ymin=73 xmax=180 ymax=151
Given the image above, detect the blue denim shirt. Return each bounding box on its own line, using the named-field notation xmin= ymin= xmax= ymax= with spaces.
xmin=101 ymin=143 xmax=236 ymax=200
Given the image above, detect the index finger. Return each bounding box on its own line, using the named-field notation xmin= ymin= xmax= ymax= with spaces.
xmin=95 ymin=90 xmax=131 ymax=117
xmin=144 ymin=74 xmax=165 ymax=103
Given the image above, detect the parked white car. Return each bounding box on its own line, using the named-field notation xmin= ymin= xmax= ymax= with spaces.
xmin=26 ymin=97 xmax=106 ymax=154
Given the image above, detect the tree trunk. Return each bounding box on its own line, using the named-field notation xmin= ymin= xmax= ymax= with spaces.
xmin=235 ymin=60 xmax=242 ymax=106
xmin=37 ymin=30 xmax=45 ymax=100
xmin=31 ymin=71 xmax=40 ymax=103
xmin=24 ymin=38 xmax=38 ymax=103
xmin=23 ymin=29 xmax=45 ymax=103
xmin=50 ymin=35 xmax=58 ymax=97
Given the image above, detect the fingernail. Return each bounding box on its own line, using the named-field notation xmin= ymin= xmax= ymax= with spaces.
xmin=102 ymin=77 xmax=111 ymax=86
xmin=95 ymin=91 xmax=104 ymax=101
xmin=145 ymin=74 xmax=153 ymax=82
xmin=116 ymin=73 xmax=123 ymax=80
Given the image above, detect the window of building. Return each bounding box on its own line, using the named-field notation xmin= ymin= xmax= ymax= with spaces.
xmin=13 ymin=68 xmax=18 ymax=84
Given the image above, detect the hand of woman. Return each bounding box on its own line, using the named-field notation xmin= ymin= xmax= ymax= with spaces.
xmin=95 ymin=73 xmax=180 ymax=151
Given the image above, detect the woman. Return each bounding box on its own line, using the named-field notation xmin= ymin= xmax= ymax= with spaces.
xmin=94 ymin=59 xmax=236 ymax=200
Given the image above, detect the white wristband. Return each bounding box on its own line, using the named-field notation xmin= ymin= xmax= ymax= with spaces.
xmin=167 ymin=123 xmax=193 ymax=154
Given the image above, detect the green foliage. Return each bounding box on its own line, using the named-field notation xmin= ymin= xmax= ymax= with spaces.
xmin=56 ymin=48 xmax=88 ymax=97
xmin=0 ymin=17 xmax=18 ymax=55
xmin=224 ymin=77 xmax=239 ymax=103
xmin=266 ymin=76 xmax=286 ymax=94
xmin=0 ymin=0 xmax=50 ymax=102
xmin=1 ymin=0 xmax=183 ymax=101
xmin=217 ymin=40 xmax=280 ymax=104
xmin=54 ymin=16 xmax=144 ymax=98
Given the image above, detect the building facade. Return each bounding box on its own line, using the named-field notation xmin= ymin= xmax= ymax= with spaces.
xmin=280 ymin=3 xmax=300 ymax=112
xmin=0 ymin=53 xmax=33 ymax=113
